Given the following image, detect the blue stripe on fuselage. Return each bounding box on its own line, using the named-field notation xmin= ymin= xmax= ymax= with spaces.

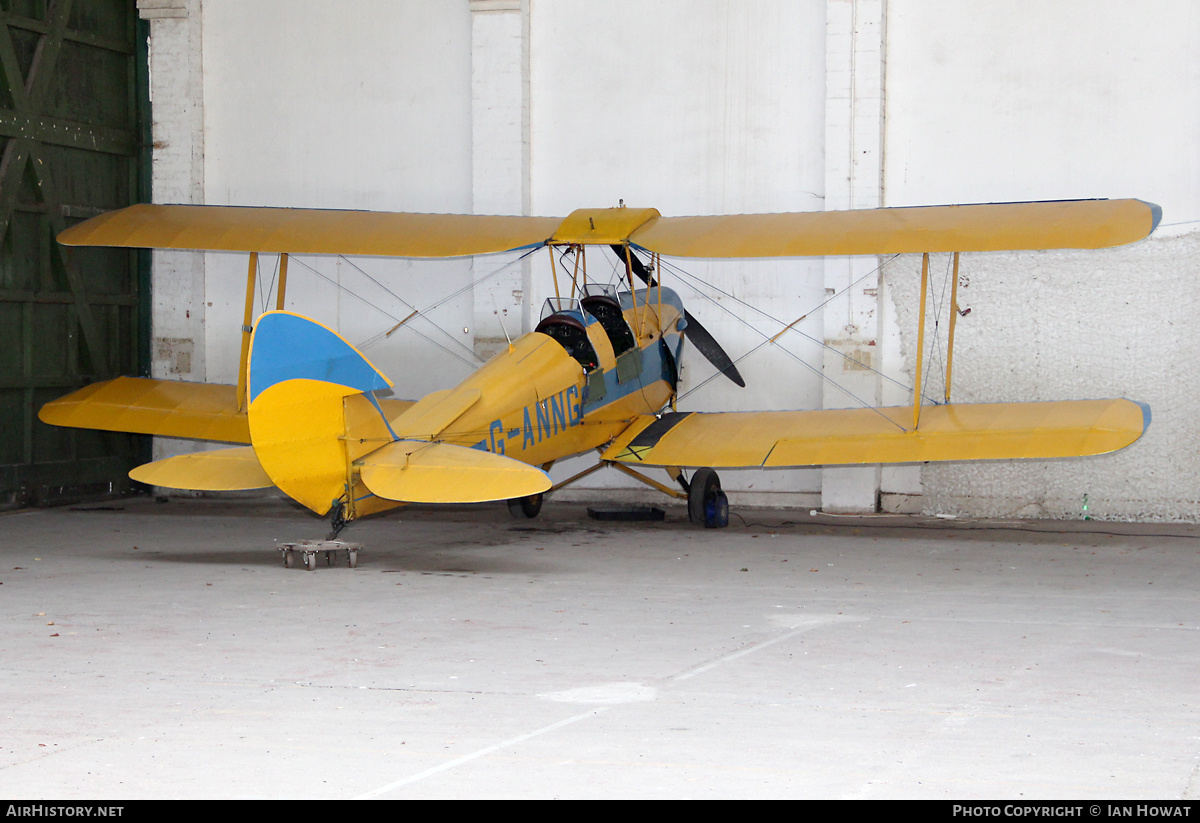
xmin=580 ymin=330 xmax=681 ymax=415
xmin=483 ymin=287 xmax=685 ymax=455
xmin=579 ymin=286 xmax=684 ymax=415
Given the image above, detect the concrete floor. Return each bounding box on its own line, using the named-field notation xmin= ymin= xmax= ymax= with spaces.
xmin=1 ymin=495 xmax=1198 ymax=799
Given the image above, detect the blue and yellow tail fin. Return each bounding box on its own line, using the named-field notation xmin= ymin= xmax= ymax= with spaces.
xmin=246 ymin=312 xmax=393 ymax=515
xmin=248 ymin=311 xmax=391 ymax=403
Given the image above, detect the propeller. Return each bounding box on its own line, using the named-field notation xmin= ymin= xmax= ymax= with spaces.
xmin=610 ymin=245 xmax=746 ymax=388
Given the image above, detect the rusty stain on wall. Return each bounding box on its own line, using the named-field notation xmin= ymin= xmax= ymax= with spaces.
xmin=843 ymin=349 xmax=873 ymax=371
xmin=154 ymin=337 xmax=194 ymax=375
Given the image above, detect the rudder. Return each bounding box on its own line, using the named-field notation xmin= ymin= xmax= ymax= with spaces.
xmin=247 ymin=312 xmax=393 ymax=515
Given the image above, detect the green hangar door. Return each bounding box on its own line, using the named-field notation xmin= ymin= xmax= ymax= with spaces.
xmin=0 ymin=1 xmax=147 ymax=507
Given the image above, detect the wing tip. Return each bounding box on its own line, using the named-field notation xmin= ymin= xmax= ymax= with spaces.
xmin=1130 ymin=398 xmax=1152 ymax=434
xmin=1140 ymin=201 xmax=1163 ymax=236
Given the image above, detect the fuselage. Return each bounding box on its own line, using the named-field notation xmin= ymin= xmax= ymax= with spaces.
xmin=342 ymin=287 xmax=686 ymax=519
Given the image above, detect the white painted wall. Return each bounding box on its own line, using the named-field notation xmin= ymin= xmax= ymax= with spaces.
xmin=527 ymin=0 xmax=830 ymax=501
xmin=470 ymin=1 xmax=533 ymax=355
xmin=139 ymin=0 xmax=207 ymax=462
xmin=884 ymin=0 xmax=1200 ymax=217
xmin=822 ymin=0 xmax=885 ymax=512
xmin=198 ymin=0 xmax=478 ymax=399
xmin=882 ymin=0 xmax=1200 ymax=519
xmin=137 ymin=0 xmax=1200 ymax=520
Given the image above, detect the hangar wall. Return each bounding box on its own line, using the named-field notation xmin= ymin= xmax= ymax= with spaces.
xmin=136 ymin=0 xmax=1200 ymax=521
xmin=524 ymin=1 xmax=834 ymax=505
xmin=882 ymin=0 xmax=1200 ymax=520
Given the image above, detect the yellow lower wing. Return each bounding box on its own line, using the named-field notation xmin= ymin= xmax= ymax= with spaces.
xmin=602 ymin=399 xmax=1149 ymax=468
xmin=38 ymin=376 xmax=418 ymax=448
xmin=358 ymin=440 xmax=551 ymax=504
xmin=39 ymin=376 xmax=250 ymax=443
xmin=130 ymin=446 xmax=273 ymax=491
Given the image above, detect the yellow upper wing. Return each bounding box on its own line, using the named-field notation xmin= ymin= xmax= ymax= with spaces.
xmin=602 ymin=399 xmax=1149 ymax=468
xmin=57 ymin=199 xmax=1159 ymax=258
xmin=58 ymin=203 xmax=563 ymax=258
xmin=628 ymin=199 xmax=1161 ymax=257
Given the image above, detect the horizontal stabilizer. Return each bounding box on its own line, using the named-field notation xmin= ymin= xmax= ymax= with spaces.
xmin=358 ymin=440 xmax=551 ymax=504
xmin=38 ymin=377 xmax=249 ymax=444
xmin=602 ymin=399 xmax=1150 ymax=468
xmin=129 ymin=446 xmax=273 ymax=491
xmin=388 ymin=387 xmax=481 ymax=439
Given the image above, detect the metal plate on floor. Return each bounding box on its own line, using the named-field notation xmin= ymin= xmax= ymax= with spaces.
xmin=586 ymin=506 xmax=665 ymax=521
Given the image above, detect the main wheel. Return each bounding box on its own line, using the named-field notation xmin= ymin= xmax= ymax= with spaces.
xmin=687 ymin=467 xmax=729 ymax=528
xmin=507 ymin=492 xmax=544 ymax=519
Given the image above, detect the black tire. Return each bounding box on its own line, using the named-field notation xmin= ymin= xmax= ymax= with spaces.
xmin=507 ymin=492 xmax=544 ymax=519
xmin=687 ymin=468 xmax=728 ymax=528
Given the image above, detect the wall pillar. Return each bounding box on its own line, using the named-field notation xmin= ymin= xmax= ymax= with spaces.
xmin=470 ymin=0 xmax=532 ymax=356
xmin=137 ymin=0 xmax=206 ymax=459
xmin=821 ymin=0 xmax=886 ymax=512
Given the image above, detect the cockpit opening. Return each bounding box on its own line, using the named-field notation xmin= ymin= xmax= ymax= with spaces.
xmin=534 ymin=313 xmax=599 ymax=371
xmin=581 ymin=292 xmax=637 ymax=358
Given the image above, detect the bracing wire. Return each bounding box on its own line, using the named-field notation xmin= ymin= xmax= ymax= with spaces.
xmin=248 ymin=254 xmax=282 ymax=315
xmin=659 ymin=256 xmax=935 ymax=429
xmin=917 ymin=253 xmax=961 ymax=405
xmin=923 ymin=254 xmax=951 ymax=403
xmin=261 ymin=242 xmax=952 ymax=430
xmin=664 ymin=258 xmax=883 ymax=390
xmin=401 ymin=245 xmax=541 ymax=319
xmin=336 ymin=255 xmax=480 ymax=361
xmin=662 ymin=259 xmax=905 ymax=430
xmin=283 ymin=246 xmax=543 ymax=370
xmin=285 ymin=256 xmax=479 ymax=369
xmin=663 ymin=253 xmax=945 ymax=410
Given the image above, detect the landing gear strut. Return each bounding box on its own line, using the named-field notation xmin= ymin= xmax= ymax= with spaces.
xmin=687 ymin=467 xmax=729 ymax=528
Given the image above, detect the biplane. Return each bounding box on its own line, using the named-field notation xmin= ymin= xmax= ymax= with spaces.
xmin=39 ymin=199 xmax=1158 ymax=533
